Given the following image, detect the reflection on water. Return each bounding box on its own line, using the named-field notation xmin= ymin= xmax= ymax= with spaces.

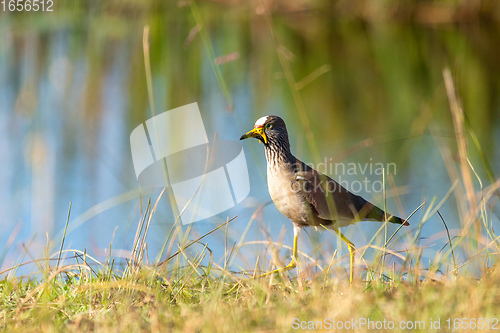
xmin=1 ymin=1 xmax=499 ymax=275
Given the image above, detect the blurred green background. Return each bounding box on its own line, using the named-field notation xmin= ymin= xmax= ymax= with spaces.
xmin=1 ymin=0 xmax=499 ymax=274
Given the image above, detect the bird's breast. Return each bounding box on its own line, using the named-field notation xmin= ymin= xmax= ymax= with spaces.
xmin=267 ymin=168 xmax=311 ymax=224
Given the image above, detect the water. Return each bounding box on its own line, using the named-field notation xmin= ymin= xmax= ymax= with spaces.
xmin=1 ymin=2 xmax=499 ymax=276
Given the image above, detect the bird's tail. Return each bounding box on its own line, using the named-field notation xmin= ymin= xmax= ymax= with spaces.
xmin=388 ymin=215 xmax=409 ymax=226
xmin=366 ymin=205 xmax=409 ymax=226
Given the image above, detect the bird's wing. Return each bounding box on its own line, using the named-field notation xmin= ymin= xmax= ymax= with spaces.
xmin=292 ymin=161 xmax=407 ymax=225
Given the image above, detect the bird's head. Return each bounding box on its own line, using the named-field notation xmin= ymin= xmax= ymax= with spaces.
xmin=239 ymin=115 xmax=288 ymax=147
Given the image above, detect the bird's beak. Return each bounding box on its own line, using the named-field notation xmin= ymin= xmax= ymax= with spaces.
xmin=239 ymin=127 xmax=267 ymax=144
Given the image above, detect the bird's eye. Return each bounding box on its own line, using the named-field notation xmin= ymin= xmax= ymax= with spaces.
xmin=265 ymin=123 xmax=273 ymax=129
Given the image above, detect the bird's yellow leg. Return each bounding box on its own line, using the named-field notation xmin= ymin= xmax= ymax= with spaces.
xmin=257 ymin=231 xmax=299 ymax=278
xmin=334 ymin=229 xmax=355 ymax=283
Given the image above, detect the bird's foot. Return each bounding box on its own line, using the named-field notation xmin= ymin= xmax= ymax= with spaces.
xmin=256 ymin=258 xmax=297 ymax=278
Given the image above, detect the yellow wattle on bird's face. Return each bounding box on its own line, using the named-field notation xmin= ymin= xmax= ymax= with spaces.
xmin=240 ymin=126 xmax=268 ymax=144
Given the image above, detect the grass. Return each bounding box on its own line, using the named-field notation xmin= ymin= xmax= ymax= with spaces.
xmin=0 ymin=224 xmax=499 ymax=332
xmin=0 ymin=181 xmax=498 ymax=332
xmin=0 ymin=150 xmax=499 ymax=332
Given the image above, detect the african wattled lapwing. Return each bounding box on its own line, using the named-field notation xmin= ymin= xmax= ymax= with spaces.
xmin=240 ymin=115 xmax=408 ymax=281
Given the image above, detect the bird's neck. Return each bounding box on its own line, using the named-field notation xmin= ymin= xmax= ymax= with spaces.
xmin=264 ymin=140 xmax=294 ymax=170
